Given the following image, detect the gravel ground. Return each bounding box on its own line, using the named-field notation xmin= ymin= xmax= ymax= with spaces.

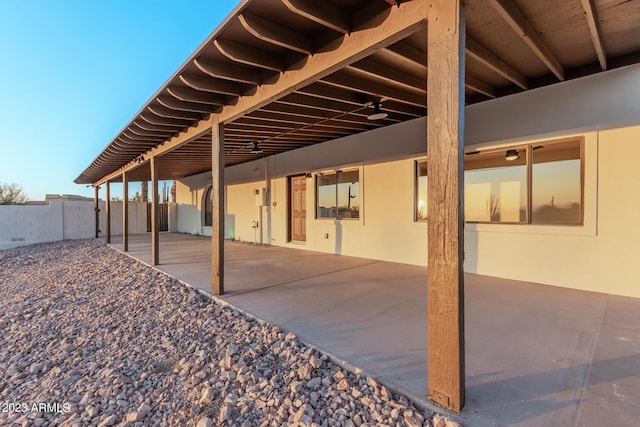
xmin=0 ymin=239 xmax=460 ymax=427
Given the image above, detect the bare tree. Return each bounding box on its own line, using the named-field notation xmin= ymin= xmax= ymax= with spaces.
xmin=0 ymin=183 xmax=28 ymax=205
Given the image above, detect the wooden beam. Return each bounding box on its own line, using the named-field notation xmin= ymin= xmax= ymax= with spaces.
xmin=151 ymin=156 xmax=159 ymax=265
xmin=262 ymin=102 xmax=355 ymax=121
xmin=321 ymin=70 xmax=425 ymax=107
xmin=427 ymin=0 xmax=465 ymax=413
xmin=350 ymin=57 xmax=426 ymax=91
xmin=134 ymin=119 xmax=182 ymax=133
xmin=140 ymin=112 xmax=192 ymax=127
xmin=122 ymin=171 xmax=129 ymax=252
xmin=488 ymin=0 xmax=565 ymax=81
xmin=179 ymin=74 xmax=246 ymax=97
xmin=214 ymin=38 xmax=284 ymax=72
xmin=465 ymin=75 xmax=497 ymax=98
xmin=279 ymin=93 xmax=360 ymax=113
xmin=211 ymin=117 xmax=225 ymax=295
xmin=194 ymin=58 xmax=263 ymax=85
xmin=148 ymin=104 xmax=203 ymax=121
xmin=281 ymin=0 xmax=350 ymax=34
xmin=385 ymin=40 xmax=426 ymax=66
xmin=238 ymin=12 xmax=314 ymax=55
xmin=157 ymin=96 xmax=221 ymax=114
xmin=465 ymin=35 xmax=528 ymax=89
xmin=220 ymin=0 xmax=427 ymax=123
xmin=94 ymin=186 xmax=100 ymax=238
xmin=106 ymin=182 xmax=111 ymax=244
xmin=580 ymin=0 xmax=607 ymax=70
xmin=297 ymin=83 xmax=365 ymax=105
xmin=127 ymin=125 xmax=173 ymax=138
xmin=166 ymin=86 xmax=228 ymax=106
xmin=122 ymin=130 xmax=161 ymax=142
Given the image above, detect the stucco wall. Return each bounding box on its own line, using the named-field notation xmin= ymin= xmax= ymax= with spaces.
xmin=174 ymin=64 xmax=640 ymax=298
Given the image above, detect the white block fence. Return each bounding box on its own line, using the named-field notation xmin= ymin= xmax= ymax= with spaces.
xmin=0 ymin=199 xmax=148 ymax=250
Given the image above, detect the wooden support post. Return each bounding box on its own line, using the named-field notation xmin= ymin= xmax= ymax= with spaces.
xmin=94 ymin=185 xmax=100 ymax=238
xmin=426 ymin=0 xmax=465 ymax=413
xmin=123 ymin=172 xmax=129 ymax=252
xmin=211 ymin=117 xmax=225 ymax=295
xmin=106 ymin=182 xmax=111 ymax=244
xmin=151 ymin=156 xmax=159 ymax=265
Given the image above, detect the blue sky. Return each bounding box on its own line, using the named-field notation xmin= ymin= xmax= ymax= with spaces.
xmin=0 ymin=0 xmax=238 ymax=201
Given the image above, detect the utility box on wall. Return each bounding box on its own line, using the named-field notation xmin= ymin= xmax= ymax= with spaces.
xmin=254 ymin=188 xmax=268 ymax=206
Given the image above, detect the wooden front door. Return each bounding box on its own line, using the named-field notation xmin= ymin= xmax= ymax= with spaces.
xmin=289 ymin=175 xmax=306 ymax=242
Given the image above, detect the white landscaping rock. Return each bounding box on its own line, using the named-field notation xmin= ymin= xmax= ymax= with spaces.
xmin=0 ymin=240 xmax=453 ymax=427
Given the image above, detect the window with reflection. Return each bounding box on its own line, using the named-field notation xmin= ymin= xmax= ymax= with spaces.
xmin=462 ymin=137 xmax=583 ymax=225
xmin=416 ymin=161 xmax=428 ymax=221
xmin=464 ymin=148 xmax=527 ymax=223
xmin=532 ymin=140 xmax=582 ymax=224
xmin=316 ymin=170 xmax=360 ymax=219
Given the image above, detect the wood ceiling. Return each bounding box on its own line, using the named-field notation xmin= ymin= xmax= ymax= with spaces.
xmin=75 ymin=0 xmax=640 ymax=185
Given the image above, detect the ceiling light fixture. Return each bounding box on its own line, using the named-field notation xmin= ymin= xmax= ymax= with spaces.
xmin=505 ymin=149 xmax=519 ymax=161
xmin=250 ymin=142 xmax=263 ymax=154
xmin=367 ymin=101 xmax=388 ymax=121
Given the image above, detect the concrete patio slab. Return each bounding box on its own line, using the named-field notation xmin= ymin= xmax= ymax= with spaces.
xmin=105 ymin=233 xmax=640 ymax=426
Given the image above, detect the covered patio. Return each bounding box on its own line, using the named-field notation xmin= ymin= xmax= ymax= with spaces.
xmin=105 ymin=232 xmax=640 ymax=426
xmin=76 ymin=0 xmax=640 ymax=417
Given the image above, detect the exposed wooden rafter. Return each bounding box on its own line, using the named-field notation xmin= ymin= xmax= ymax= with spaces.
xmin=139 ymin=113 xmax=192 ymax=127
xmin=133 ymin=120 xmax=182 ymax=133
xmin=465 ymin=75 xmax=497 ymax=98
xmin=488 ymin=0 xmax=565 ymax=81
xmin=76 ymin=0 xmax=640 ymax=187
xmin=580 ymin=0 xmax=607 ymax=70
xmin=214 ymin=38 xmax=285 ymax=72
xmin=349 ymin=57 xmax=426 ymax=92
xmin=385 ymin=40 xmax=426 ymax=66
xmin=126 ymin=125 xmax=172 ymax=138
xmin=219 ymin=1 xmax=427 ymax=123
xmin=179 ymin=74 xmax=246 ymax=97
xmin=194 ymin=58 xmax=263 ymax=85
xmin=122 ymin=130 xmax=161 ymax=142
xmin=321 ymin=70 xmax=425 ymax=108
xmin=238 ymin=12 xmax=314 ymax=55
xmin=167 ymin=86 xmax=228 ymax=105
xmin=281 ymin=0 xmax=350 ymax=34
xmin=148 ymin=104 xmax=203 ymax=121
xmin=466 ymin=35 xmax=528 ymax=90
xmin=94 ymin=116 xmax=215 ymax=186
xmin=157 ymin=96 xmax=221 ymax=114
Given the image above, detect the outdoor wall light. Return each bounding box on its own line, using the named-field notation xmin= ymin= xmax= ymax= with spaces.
xmin=505 ymin=149 xmax=519 ymax=161
xmin=250 ymin=142 xmax=263 ymax=154
xmin=367 ymin=101 xmax=388 ymax=120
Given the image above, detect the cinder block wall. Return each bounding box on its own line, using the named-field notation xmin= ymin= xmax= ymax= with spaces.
xmin=0 ymin=203 xmax=64 ymax=249
xmin=0 ymin=199 xmax=149 ymax=250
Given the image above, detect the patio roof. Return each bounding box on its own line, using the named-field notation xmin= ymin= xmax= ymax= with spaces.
xmin=75 ymin=0 xmax=640 ymax=185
